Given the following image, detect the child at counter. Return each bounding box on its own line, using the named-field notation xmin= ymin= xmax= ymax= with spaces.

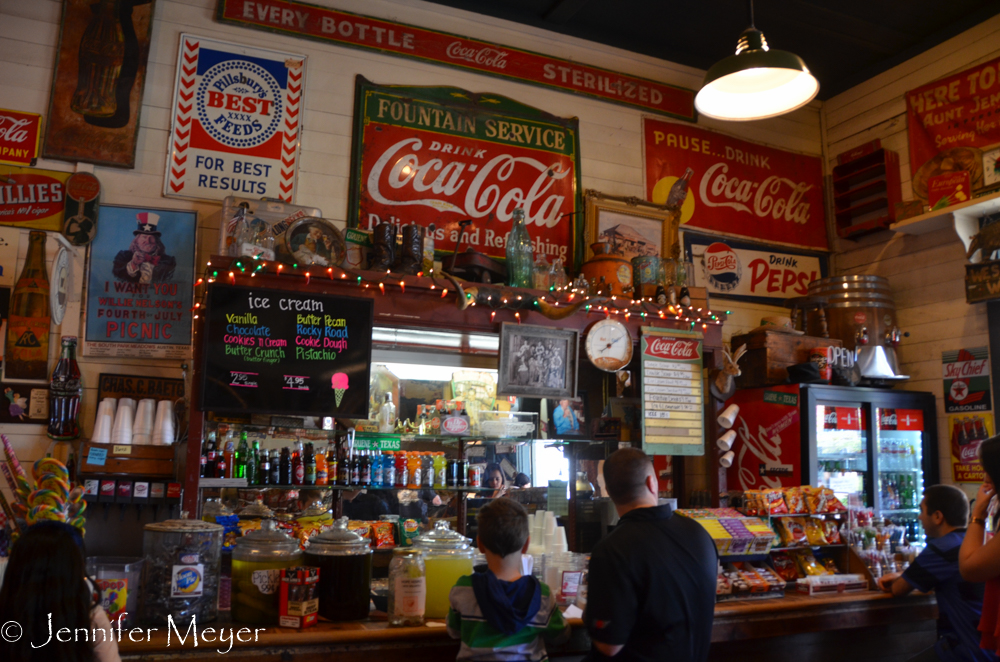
xmin=447 ymin=498 xmax=568 ymax=661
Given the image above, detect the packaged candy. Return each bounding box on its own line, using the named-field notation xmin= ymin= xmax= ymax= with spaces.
xmin=796 ymin=552 xmax=829 ymax=576
xmin=822 ymin=519 xmax=841 ymax=544
xmin=803 ymin=519 xmax=828 ymax=546
xmin=371 ymin=521 xmax=395 ymax=548
xmin=783 ymin=487 xmax=808 ymax=514
xmin=771 ymin=552 xmax=801 ymax=582
xmin=777 ymin=518 xmax=807 ymax=547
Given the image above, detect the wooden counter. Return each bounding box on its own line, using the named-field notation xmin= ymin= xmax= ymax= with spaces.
xmin=118 ymin=591 xmax=938 ymax=661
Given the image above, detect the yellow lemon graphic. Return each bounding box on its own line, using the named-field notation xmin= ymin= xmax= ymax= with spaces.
xmin=651 ymin=177 xmax=696 ymax=224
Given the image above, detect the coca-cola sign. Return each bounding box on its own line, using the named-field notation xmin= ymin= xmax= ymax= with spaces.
xmin=725 ymin=385 xmax=802 ymax=490
xmin=643 ymin=118 xmax=827 ymax=250
xmin=641 ymin=330 xmax=704 ymax=457
xmin=643 ymin=337 xmax=701 ymax=361
xmin=0 ymin=109 xmax=41 ymax=167
xmin=348 ymin=77 xmax=580 ymax=263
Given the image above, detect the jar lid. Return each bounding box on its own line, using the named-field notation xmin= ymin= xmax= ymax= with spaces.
xmin=306 ymin=516 xmax=370 ymax=554
xmin=413 ymin=520 xmax=470 ymax=551
xmin=393 ymin=547 xmax=422 ymax=557
xmin=238 ymin=497 xmax=275 ymax=519
xmin=145 ymin=519 xmax=222 ymax=533
xmin=235 ymin=520 xmax=298 ymax=552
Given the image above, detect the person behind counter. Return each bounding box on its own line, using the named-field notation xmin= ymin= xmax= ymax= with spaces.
xmin=584 ymin=448 xmax=717 ymax=662
xmin=878 ymin=485 xmax=996 ymax=662
xmin=447 ymin=498 xmax=568 ymax=661
xmin=485 ymin=463 xmax=508 ymax=499
xmin=961 ymin=435 xmax=1000 ymax=657
xmin=0 ymin=521 xmax=121 ymax=662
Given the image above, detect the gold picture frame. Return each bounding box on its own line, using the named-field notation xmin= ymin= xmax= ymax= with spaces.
xmin=583 ymin=190 xmax=679 ymax=262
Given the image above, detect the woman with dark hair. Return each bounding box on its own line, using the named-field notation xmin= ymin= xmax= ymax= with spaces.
xmin=0 ymin=521 xmax=121 ymax=662
xmin=960 ymin=435 xmax=1000 ymax=657
xmin=485 ymin=462 xmax=507 ymax=499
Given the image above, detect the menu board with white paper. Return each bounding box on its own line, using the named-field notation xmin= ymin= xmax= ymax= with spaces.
xmin=641 ymin=327 xmax=704 ymax=456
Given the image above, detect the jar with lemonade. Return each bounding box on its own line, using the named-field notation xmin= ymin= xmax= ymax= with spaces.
xmin=413 ymin=520 xmax=475 ymax=618
xmin=231 ymin=520 xmax=301 ymax=625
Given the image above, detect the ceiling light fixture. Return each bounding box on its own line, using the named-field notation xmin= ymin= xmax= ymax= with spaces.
xmin=695 ymin=0 xmax=819 ymax=121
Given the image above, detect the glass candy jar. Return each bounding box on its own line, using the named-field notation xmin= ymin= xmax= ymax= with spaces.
xmin=388 ymin=548 xmax=426 ymax=626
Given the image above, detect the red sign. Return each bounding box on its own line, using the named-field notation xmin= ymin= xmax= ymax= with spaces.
xmin=349 ymin=77 xmax=580 ymax=264
xmin=0 ymin=165 xmax=70 ymax=231
xmin=643 ymin=337 xmax=701 ymax=361
xmin=907 ymin=56 xmax=1000 ymax=199
xmin=879 ymin=409 xmax=923 ymax=431
xmin=0 ymin=109 xmax=41 ymax=167
xmin=643 ymin=118 xmax=828 ymax=250
xmin=725 ymin=385 xmax=802 ymax=492
xmin=216 ymin=0 xmax=694 ymax=121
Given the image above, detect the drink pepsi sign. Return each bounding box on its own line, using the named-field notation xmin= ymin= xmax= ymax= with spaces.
xmin=683 ymin=232 xmax=827 ymax=304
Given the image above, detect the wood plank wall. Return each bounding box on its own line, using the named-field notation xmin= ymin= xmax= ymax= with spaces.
xmin=821 ymin=14 xmax=1000 ymax=486
xmin=0 ymin=0 xmax=821 ymax=502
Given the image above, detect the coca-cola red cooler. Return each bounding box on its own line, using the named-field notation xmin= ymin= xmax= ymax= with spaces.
xmin=724 ymin=384 xmax=939 ymax=526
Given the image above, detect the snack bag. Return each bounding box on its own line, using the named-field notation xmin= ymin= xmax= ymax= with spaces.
xmin=777 ymin=518 xmax=807 ymax=547
xmin=821 ymin=557 xmax=839 ymax=574
xmin=823 ymin=489 xmax=848 ymax=513
xmin=371 ymin=521 xmax=395 ymax=548
xmin=783 ymin=487 xmax=808 ymax=515
xmin=400 ymin=519 xmax=421 ymax=546
xmin=803 ymin=518 xmax=828 ymax=546
xmin=796 ymin=552 xmax=829 ymax=576
xmin=822 ymin=519 xmax=841 ymax=544
xmin=764 ymin=490 xmax=789 ymax=515
xmin=348 ymin=520 xmax=373 ymax=546
xmin=742 ymin=490 xmax=763 ymax=516
xmin=771 ymin=552 xmax=801 ymax=582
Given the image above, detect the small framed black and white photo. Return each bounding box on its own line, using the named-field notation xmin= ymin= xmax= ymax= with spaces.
xmin=497 ymin=323 xmax=578 ymax=399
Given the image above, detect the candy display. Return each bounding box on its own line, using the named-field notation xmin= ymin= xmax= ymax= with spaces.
xmin=678 ymin=511 xmax=775 ymax=555
xmin=138 ymin=519 xmax=223 ymax=626
xmin=717 ymin=562 xmax=786 ymax=602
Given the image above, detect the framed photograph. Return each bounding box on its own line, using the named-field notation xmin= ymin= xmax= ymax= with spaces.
xmin=584 ymin=189 xmax=677 ymax=262
xmin=43 ymin=0 xmax=156 ymax=167
xmin=497 ymin=323 xmax=578 ymax=399
xmin=83 ymin=205 xmax=197 ymax=359
xmin=546 ymin=392 xmax=588 ymax=439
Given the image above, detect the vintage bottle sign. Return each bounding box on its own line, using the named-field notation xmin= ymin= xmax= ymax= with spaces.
xmin=0 ymin=109 xmax=41 ymax=167
xmin=644 ymin=118 xmax=827 ymax=251
xmin=215 ymin=0 xmax=694 ymax=120
xmin=348 ymin=76 xmax=581 ymax=266
xmin=640 ymin=327 xmax=704 ymax=457
xmin=164 ymin=35 xmax=306 ymax=203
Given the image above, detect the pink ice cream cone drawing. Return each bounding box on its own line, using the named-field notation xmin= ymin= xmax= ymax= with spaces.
xmin=331 ymin=373 xmax=349 ymax=407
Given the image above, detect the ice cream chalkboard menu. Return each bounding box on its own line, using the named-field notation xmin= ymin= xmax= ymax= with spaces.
xmin=200 ymin=284 xmax=373 ymax=417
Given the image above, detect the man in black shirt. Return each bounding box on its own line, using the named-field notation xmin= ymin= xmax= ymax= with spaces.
xmin=584 ymin=448 xmax=717 ymax=662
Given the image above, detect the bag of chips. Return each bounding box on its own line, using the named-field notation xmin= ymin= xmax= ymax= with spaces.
xmin=783 ymin=487 xmax=808 ymax=514
xmin=771 ymin=552 xmax=801 ymax=582
xmin=348 ymin=520 xmax=373 ymax=546
xmin=805 ymin=486 xmax=848 ymax=514
xmin=804 ymin=518 xmax=829 ymax=546
xmin=764 ymin=490 xmax=789 ymax=515
xmin=742 ymin=490 xmax=765 ymax=517
xmin=796 ymin=551 xmax=829 ymax=576
xmin=371 ymin=520 xmax=396 ymax=548
xmin=821 ymin=557 xmax=839 ymax=574
xmin=777 ymin=518 xmax=807 ymax=546
xmin=822 ymin=519 xmax=841 ymax=544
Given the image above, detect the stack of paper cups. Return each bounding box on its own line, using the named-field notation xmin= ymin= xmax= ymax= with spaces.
xmin=551 ymin=526 xmax=568 ymax=553
xmin=132 ymin=399 xmax=156 ymax=445
xmin=152 ymin=400 xmax=175 ymax=445
xmin=720 ymin=451 xmax=735 ymax=468
xmin=92 ymin=399 xmax=116 ymax=444
xmin=717 ymin=429 xmax=737 ymax=451
xmin=718 ymin=404 xmax=740 ymax=429
xmin=111 ymin=402 xmax=135 ymax=445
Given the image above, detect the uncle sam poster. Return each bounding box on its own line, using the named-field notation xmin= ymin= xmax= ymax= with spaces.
xmin=164 ymin=34 xmax=306 ymax=203
xmin=84 ymin=205 xmax=197 ymax=359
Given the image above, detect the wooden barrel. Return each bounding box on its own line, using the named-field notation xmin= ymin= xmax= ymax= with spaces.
xmin=806 ymin=275 xmax=897 ymax=351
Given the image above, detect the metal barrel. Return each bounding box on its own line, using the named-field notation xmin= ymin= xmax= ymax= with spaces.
xmin=807 ymin=275 xmax=897 ymax=350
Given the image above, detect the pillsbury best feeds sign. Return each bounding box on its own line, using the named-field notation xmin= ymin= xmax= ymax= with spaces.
xmin=164 ymin=35 xmax=306 ymax=203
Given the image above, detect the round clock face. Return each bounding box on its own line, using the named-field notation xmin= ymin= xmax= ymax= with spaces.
xmin=985 ymin=148 xmax=1000 ymax=188
xmin=585 ymin=318 xmax=633 ymax=372
xmin=50 ymin=247 xmax=70 ymax=326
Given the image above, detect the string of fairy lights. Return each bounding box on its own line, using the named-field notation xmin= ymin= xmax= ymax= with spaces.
xmin=191 ymin=256 xmax=728 ymax=330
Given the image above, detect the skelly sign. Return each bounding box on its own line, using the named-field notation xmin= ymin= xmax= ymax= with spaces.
xmin=347 ymin=76 xmax=582 ymax=267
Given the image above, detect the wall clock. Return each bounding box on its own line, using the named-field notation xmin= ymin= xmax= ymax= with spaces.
xmin=585 ymin=318 xmax=633 ymax=372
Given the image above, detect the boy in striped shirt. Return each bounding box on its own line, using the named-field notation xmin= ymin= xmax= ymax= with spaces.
xmin=447 ymin=498 xmax=569 ymax=661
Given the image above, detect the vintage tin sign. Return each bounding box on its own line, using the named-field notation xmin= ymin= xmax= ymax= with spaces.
xmin=643 ymin=118 xmax=828 ymax=251
xmin=216 ymin=0 xmax=694 ymax=121
xmin=942 ymin=347 xmax=992 ymax=414
xmin=683 ymin=231 xmax=828 ymax=304
xmin=164 ymin=34 xmax=306 ymax=203
xmin=348 ymin=76 xmax=582 ymax=266
xmin=640 ymin=327 xmax=704 ymax=457
xmin=0 ymin=165 xmax=69 ymax=232
xmin=0 ymin=109 xmax=41 ymax=167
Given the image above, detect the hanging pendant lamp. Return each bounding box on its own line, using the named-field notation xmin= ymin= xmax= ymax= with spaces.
xmin=695 ymin=0 xmax=819 ymax=121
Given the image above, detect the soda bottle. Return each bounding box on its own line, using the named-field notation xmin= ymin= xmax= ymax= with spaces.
xmin=292 ymin=441 xmax=305 ymax=485
xmin=223 ymin=440 xmax=235 ymax=479
xmin=234 ymin=432 xmax=249 ymax=479
xmin=371 ymin=450 xmax=382 ymax=487
xmin=315 ymin=444 xmax=328 ymax=486
xmin=304 ymin=443 xmax=317 ymax=485
xmin=350 ymin=447 xmax=361 ymax=486
xmin=383 ymin=451 xmax=396 ymax=486
xmin=505 ymin=208 xmax=534 ymax=288
xmin=48 ymin=337 xmax=82 ymax=440
xmin=280 ymin=447 xmax=291 ymax=485
xmin=396 ymin=452 xmax=409 ymax=488
xmin=205 ymin=435 xmax=217 ymax=478
xmin=269 ymin=449 xmax=280 ymax=485
xmin=7 ymin=232 xmax=50 ymax=380
xmin=259 ymin=449 xmax=270 ymax=486
xmin=71 ymin=0 xmax=125 ymax=117
xmin=247 ymin=439 xmax=260 ymax=485
xmin=360 ymin=449 xmax=372 ymax=486
xmin=337 ymin=443 xmax=350 ymax=486
xmin=327 ymin=444 xmax=338 ymax=486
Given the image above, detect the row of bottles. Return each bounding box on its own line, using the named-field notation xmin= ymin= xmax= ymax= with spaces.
xmin=880 ymin=472 xmax=919 ymax=511
xmin=878 ymin=437 xmax=921 ymax=471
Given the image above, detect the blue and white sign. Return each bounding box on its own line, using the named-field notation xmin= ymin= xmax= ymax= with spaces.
xmin=683 ymin=231 xmax=828 ymax=304
xmin=165 ymin=34 xmax=306 ymax=203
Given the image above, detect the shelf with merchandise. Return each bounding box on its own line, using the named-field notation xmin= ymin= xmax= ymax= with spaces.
xmin=197 ymin=478 xmax=496 ymax=493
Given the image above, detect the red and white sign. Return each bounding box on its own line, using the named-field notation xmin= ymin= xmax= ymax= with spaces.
xmin=643 ymin=118 xmax=827 ymax=250
xmin=216 ymin=0 xmax=694 ymax=121
xmin=164 ymin=35 xmax=305 ymax=203
xmin=725 ymin=385 xmax=802 ymax=491
xmin=641 ymin=329 xmax=704 ymax=457
xmin=927 ymin=171 xmax=971 ymax=208
xmin=0 ymin=109 xmax=41 ymax=167
xmin=878 ymin=409 xmax=923 ymax=431
xmin=643 ymin=337 xmax=701 ymax=361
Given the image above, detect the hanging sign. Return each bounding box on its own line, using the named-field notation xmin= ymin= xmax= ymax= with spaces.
xmin=640 ymin=327 xmax=704 ymax=456
xmin=164 ymin=34 xmax=306 ymax=203
xmin=348 ymin=76 xmax=582 ymax=266
xmin=643 ymin=118 xmax=828 ymax=251
xmin=942 ymin=347 xmax=992 ymax=413
xmin=63 ymin=172 xmax=100 ymax=246
xmin=682 ymin=231 xmax=827 ymax=304
xmin=215 ymin=0 xmax=694 ymax=121
xmin=0 ymin=165 xmax=69 ymax=232
xmin=0 ymin=109 xmax=41 ymax=167
xmin=97 ymin=373 xmax=185 ymax=403
xmin=906 ymin=56 xmax=1000 ymax=200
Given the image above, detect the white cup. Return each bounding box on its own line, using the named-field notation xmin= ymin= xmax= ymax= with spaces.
xmin=717 ymin=404 xmax=740 ymax=429
xmin=152 ymin=400 xmax=176 ymax=445
xmin=717 ymin=429 xmax=737 ymax=451
xmin=101 ymin=398 xmax=118 ymax=420
xmin=111 ymin=406 xmax=134 ymax=445
xmin=720 ymin=450 xmax=735 ymax=468
xmin=92 ymin=413 xmax=113 ymax=444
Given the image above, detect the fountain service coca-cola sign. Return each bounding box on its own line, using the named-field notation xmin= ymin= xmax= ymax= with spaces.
xmin=348 ymin=77 xmax=581 ymax=264
xmin=643 ymin=118 xmax=827 ymax=251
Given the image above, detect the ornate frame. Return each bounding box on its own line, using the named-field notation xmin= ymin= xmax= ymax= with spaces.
xmin=583 ymin=189 xmax=679 ymax=262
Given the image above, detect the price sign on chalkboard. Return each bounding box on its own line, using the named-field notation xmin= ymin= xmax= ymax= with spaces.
xmin=200 ymin=284 xmax=373 ymax=417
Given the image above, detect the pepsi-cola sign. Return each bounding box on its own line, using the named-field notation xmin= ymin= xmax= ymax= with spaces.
xmin=683 ymin=232 xmax=827 ymax=304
